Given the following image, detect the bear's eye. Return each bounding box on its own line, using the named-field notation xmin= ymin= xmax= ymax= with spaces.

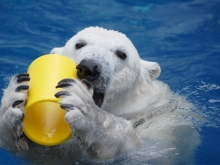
xmin=75 ymin=43 xmax=86 ymax=50
xmin=116 ymin=50 xmax=127 ymax=60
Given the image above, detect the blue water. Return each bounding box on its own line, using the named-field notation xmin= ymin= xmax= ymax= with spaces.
xmin=0 ymin=0 xmax=220 ymax=164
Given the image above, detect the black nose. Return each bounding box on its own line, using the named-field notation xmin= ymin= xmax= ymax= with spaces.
xmin=76 ymin=60 xmax=99 ymax=81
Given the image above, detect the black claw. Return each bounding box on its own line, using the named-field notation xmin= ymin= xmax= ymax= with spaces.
xmin=81 ymin=79 xmax=93 ymax=90
xmin=58 ymin=78 xmax=75 ymax=84
xmin=56 ymin=82 xmax=73 ymax=88
xmin=16 ymin=74 xmax=30 ymax=83
xmin=17 ymin=77 xmax=30 ymax=84
xmin=15 ymin=85 xmax=29 ymax=92
xmin=60 ymin=104 xmax=75 ymax=110
xmin=55 ymin=91 xmax=70 ymax=98
xmin=56 ymin=79 xmax=75 ymax=88
xmin=12 ymin=100 xmax=24 ymax=108
xmin=16 ymin=74 xmax=29 ymax=79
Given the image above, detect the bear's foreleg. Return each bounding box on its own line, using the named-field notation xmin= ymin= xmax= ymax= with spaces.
xmin=0 ymin=74 xmax=29 ymax=150
xmin=55 ymin=79 xmax=142 ymax=161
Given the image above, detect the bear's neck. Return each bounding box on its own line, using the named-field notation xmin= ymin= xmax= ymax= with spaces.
xmin=102 ymin=80 xmax=171 ymax=118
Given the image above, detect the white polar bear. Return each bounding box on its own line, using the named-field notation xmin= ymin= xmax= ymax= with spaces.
xmin=0 ymin=27 xmax=200 ymax=164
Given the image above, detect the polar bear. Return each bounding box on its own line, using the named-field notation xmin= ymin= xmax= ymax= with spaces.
xmin=0 ymin=27 xmax=200 ymax=164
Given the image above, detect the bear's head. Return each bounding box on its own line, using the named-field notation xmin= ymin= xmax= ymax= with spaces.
xmin=51 ymin=27 xmax=161 ymax=112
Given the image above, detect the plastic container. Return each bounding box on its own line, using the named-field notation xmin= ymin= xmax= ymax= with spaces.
xmin=23 ymin=54 xmax=77 ymax=146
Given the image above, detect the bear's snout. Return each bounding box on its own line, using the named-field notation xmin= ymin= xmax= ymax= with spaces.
xmin=76 ymin=59 xmax=100 ymax=81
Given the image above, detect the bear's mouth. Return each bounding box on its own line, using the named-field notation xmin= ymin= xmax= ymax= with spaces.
xmin=93 ymin=92 xmax=104 ymax=108
xmin=81 ymin=79 xmax=104 ymax=108
xmin=76 ymin=59 xmax=107 ymax=108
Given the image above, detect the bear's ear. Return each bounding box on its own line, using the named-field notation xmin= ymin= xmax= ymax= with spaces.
xmin=50 ymin=47 xmax=64 ymax=54
xmin=140 ymin=59 xmax=161 ymax=83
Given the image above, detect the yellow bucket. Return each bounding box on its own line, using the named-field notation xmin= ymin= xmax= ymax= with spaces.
xmin=23 ymin=54 xmax=77 ymax=146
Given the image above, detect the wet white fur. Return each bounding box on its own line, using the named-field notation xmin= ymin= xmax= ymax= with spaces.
xmin=0 ymin=27 xmax=200 ymax=164
xmin=0 ymin=76 xmax=29 ymax=150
